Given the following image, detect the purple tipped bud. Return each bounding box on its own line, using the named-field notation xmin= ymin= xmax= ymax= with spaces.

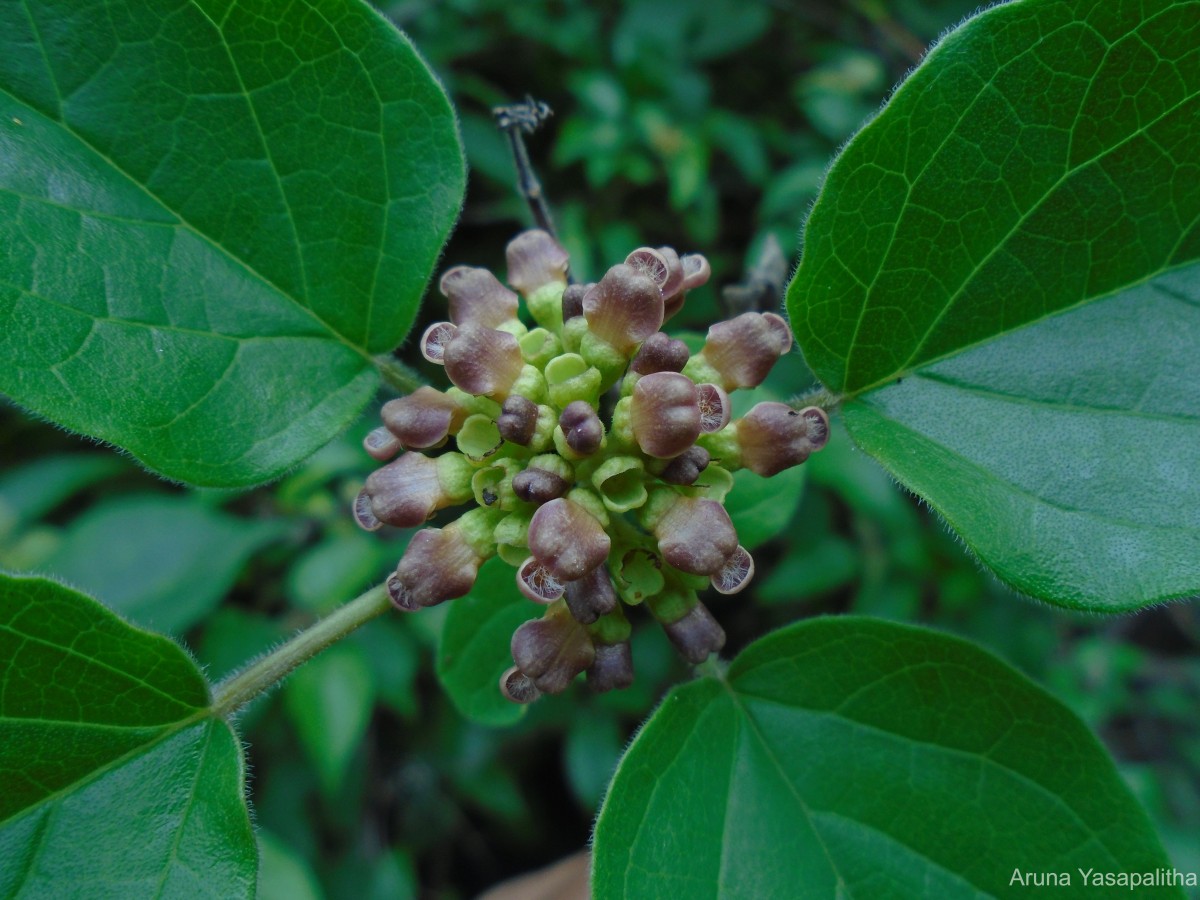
xmin=507 ymin=230 xmax=570 ymax=296
xmin=653 ymin=496 xmax=739 ymax=576
xmin=353 ymin=489 xmax=382 ymax=531
xmin=511 ymin=606 xmax=596 ymax=694
xmin=681 ymin=253 xmax=711 ymax=290
xmin=711 ymin=545 xmax=755 ymax=595
xmin=659 ymin=445 xmax=710 ymax=486
xmin=624 ymin=247 xmax=671 ymax=289
xmin=512 ymin=467 xmax=570 ymax=505
xmin=587 ymin=641 xmax=634 ymax=693
xmin=660 ymin=601 xmax=725 ymax=664
xmin=388 ymin=526 xmax=483 ymax=610
xmin=516 ymin=556 xmax=567 ymax=604
xmin=363 ymin=426 xmax=403 ymax=461
xmin=528 ymin=498 xmax=611 ymax=580
xmin=500 ymin=666 xmax=542 ymax=704
xmin=631 ymin=372 xmax=701 ymax=459
xmin=696 ymin=383 xmax=731 ymax=433
xmin=701 ymin=312 xmax=792 ymax=390
xmin=443 ymin=323 xmax=525 ymax=398
xmin=656 ymin=246 xmax=685 ymax=304
xmin=381 ymin=387 xmax=460 ymax=450
xmin=497 ymin=394 xmax=539 ymax=445
xmin=559 ymin=401 xmax=604 ymax=456
xmin=561 ymin=283 xmax=589 ymax=321
xmin=737 ymin=403 xmax=830 ymax=476
xmin=420 ymin=322 xmax=457 ymax=364
xmin=630 ymin=332 xmax=690 ymax=375
xmin=439 ymin=266 xmax=519 ymax=328
xmin=563 ymin=564 xmax=619 ymax=625
xmin=583 ymin=264 xmax=664 ymax=353
xmin=362 ymin=453 xmax=454 ymax=528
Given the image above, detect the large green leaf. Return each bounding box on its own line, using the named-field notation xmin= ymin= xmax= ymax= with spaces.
xmin=36 ymin=493 xmax=288 ymax=633
xmin=0 ymin=0 xmax=464 ymax=487
xmin=0 ymin=573 xmax=255 ymax=898
xmin=787 ymin=0 xmax=1200 ymax=609
xmin=592 ymin=616 xmax=1180 ymax=899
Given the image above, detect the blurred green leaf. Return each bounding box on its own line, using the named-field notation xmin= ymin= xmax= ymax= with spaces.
xmin=564 ymin=714 xmax=623 ymax=811
xmin=284 ymin=643 xmax=376 ymax=796
xmin=437 ymin=558 xmax=541 ymax=726
xmin=0 ymin=574 xmax=255 ymax=898
xmin=593 ymin=616 xmax=1180 ymax=898
xmin=258 ymin=831 xmax=324 ymax=900
xmin=725 ymin=466 xmax=806 ymax=551
xmin=36 ymin=494 xmax=287 ymax=634
xmin=0 ymin=0 xmax=464 ymax=486
xmin=788 ymin=0 xmax=1200 ymax=610
xmin=288 ymin=531 xmax=391 ymax=615
xmin=0 ymin=454 xmax=125 ymax=542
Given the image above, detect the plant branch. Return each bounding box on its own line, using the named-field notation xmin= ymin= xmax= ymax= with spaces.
xmin=374 ymin=354 xmax=426 ymax=394
xmin=494 ymin=97 xmax=562 ymax=244
xmin=212 ymin=582 xmax=392 ymax=717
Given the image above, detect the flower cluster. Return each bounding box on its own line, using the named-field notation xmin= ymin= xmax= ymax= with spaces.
xmin=355 ymin=231 xmax=828 ymax=703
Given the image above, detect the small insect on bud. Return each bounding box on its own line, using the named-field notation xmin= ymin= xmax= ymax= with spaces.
xmin=497 ymin=394 xmax=539 ymax=445
xmin=528 ymin=498 xmax=611 ymax=580
xmin=443 ymin=323 xmax=525 ymax=398
xmin=583 ymin=264 xmax=665 ymax=353
xmin=630 ymin=372 xmax=701 ymax=459
xmin=698 ymin=312 xmax=792 ymax=390
xmin=736 ymin=403 xmax=830 ymax=476
xmin=439 ymin=266 xmax=519 ymax=328
xmin=659 ymin=445 xmax=710 ymax=486
xmin=559 ymin=400 xmax=604 ymax=456
xmin=630 ymin=332 xmax=690 ymax=375
xmin=651 ymin=495 xmax=739 ymax=576
xmin=659 ymin=601 xmax=725 ymax=664
xmin=563 ymin=563 xmax=619 ymax=625
xmin=587 ymin=640 xmax=634 ymax=693
xmin=510 ymin=605 xmax=596 ymax=694
xmin=381 ymin=386 xmax=461 ymax=450
xmin=507 ymin=229 xmax=570 ymax=296
xmin=387 ymin=525 xmax=485 ymax=611
xmin=420 ymin=322 xmax=457 ymax=364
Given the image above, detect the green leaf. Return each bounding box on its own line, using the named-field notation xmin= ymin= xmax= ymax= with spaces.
xmin=0 ymin=573 xmax=255 ymax=898
xmin=725 ymin=466 xmax=805 ymax=551
xmin=593 ymin=616 xmax=1179 ymax=899
xmin=436 ymin=557 xmax=541 ymax=727
xmin=787 ymin=0 xmax=1200 ymax=609
xmin=284 ymin=641 xmax=375 ymax=796
xmin=0 ymin=0 xmax=464 ymax=487
xmin=36 ymin=493 xmax=288 ymax=633
xmin=0 ymin=453 xmax=125 ymax=542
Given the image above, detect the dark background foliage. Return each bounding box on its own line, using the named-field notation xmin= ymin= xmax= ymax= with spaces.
xmin=2 ymin=0 xmax=1197 ymax=895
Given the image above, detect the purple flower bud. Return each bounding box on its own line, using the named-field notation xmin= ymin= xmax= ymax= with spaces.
xmin=696 ymin=383 xmax=731 ymax=433
xmin=700 ymin=312 xmax=792 ymax=390
xmin=443 ymin=323 xmax=525 ymax=398
xmin=561 ymin=283 xmax=590 ymax=321
xmin=656 ymin=246 xmax=685 ymax=305
xmin=630 ymin=332 xmax=690 ymax=375
xmin=507 ymin=230 xmax=570 ymax=296
xmin=583 ymin=264 xmax=664 ymax=353
xmin=512 ymin=467 xmax=570 ymax=505
xmin=710 ymin=545 xmax=755 ymax=595
xmin=737 ymin=403 xmax=830 ymax=476
xmin=653 ymin=495 xmax=739 ymax=576
xmin=497 ymin=394 xmax=539 ymax=445
xmin=381 ymin=387 xmax=460 ymax=450
xmin=516 ymin=556 xmax=567 ymax=603
xmin=631 ymin=372 xmax=701 ymax=459
xmin=388 ymin=526 xmax=483 ymax=610
xmin=500 ymin=665 xmax=542 ymax=704
xmin=528 ymin=498 xmax=611 ymax=580
xmin=511 ymin=606 xmax=596 ymax=694
xmin=439 ymin=266 xmax=519 ymax=328
xmin=359 ymin=452 xmax=452 ymax=529
xmin=420 ymin=321 xmax=457 ymax=364
xmin=659 ymin=445 xmax=710 ymax=486
xmin=559 ymin=400 xmax=604 ymax=456
xmin=662 ymin=251 xmax=709 ymax=320
xmin=587 ymin=640 xmax=634 ymax=693
xmin=659 ymin=601 xmax=725 ymax=664
xmin=624 ymin=247 xmax=671 ymax=290
xmin=363 ymin=426 xmax=403 ymax=462
xmin=563 ymin=563 xmax=619 ymax=625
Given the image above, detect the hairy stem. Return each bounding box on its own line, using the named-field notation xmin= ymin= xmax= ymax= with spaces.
xmin=375 ymin=354 xmax=426 ymax=394
xmin=212 ymin=582 xmax=391 ymax=717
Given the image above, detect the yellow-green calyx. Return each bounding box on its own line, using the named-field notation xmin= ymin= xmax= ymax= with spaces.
xmin=356 ymin=230 xmax=830 ymax=704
